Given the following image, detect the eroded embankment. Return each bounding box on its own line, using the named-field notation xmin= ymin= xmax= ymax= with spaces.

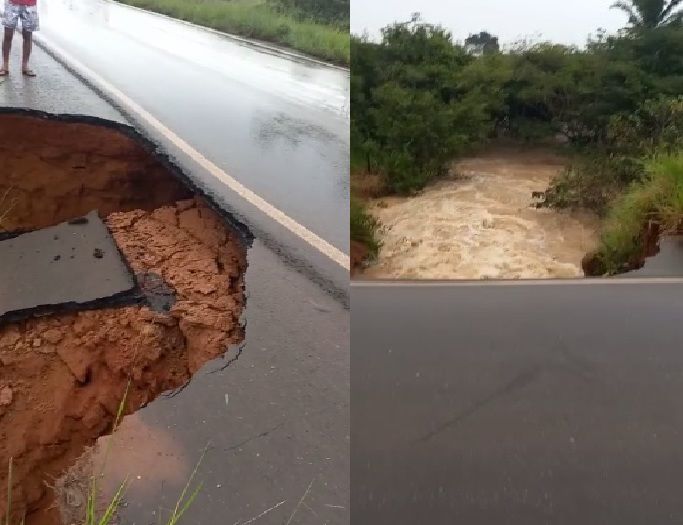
xmin=362 ymin=149 xmax=601 ymax=280
xmin=0 ymin=113 xmax=247 ymax=525
xmin=0 ymin=113 xmax=193 ymax=231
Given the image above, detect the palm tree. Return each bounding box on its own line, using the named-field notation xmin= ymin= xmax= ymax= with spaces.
xmin=611 ymin=0 xmax=683 ymax=28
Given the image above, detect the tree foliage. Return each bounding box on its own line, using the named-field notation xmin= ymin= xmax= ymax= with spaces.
xmin=465 ymin=31 xmax=500 ymax=55
xmin=352 ymin=18 xmax=683 ymax=194
xmin=611 ymin=0 xmax=683 ymax=28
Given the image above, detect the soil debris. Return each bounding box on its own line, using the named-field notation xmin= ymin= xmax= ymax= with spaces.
xmin=0 ymin=114 xmax=192 ymax=232
xmin=0 ymin=198 xmax=246 ymax=525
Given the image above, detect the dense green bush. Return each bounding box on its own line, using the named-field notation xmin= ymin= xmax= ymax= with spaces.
xmin=596 ymin=153 xmax=683 ymax=273
xmin=352 ymin=16 xmax=683 ymax=194
xmin=607 ymin=95 xmax=683 ymax=154
xmin=545 ymin=95 xmax=683 ymax=212
xmin=351 ymin=23 xmax=495 ymax=194
xmin=350 ymin=197 xmax=381 ymax=258
xmin=269 ymin=0 xmax=349 ymax=27
xmin=544 ymin=154 xmax=646 ymax=213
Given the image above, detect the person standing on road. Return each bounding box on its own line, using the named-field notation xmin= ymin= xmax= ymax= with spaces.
xmin=1 ymin=0 xmax=39 ymax=77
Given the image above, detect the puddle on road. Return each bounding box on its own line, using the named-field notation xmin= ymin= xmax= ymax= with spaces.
xmin=363 ymin=149 xmax=601 ymax=280
xmin=0 ymin=112 xmax=248 ymax=525
xmin=55 ymin=413 xmax=192 ymax=525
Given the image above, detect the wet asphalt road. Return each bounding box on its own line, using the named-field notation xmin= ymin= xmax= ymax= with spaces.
xmin=352 ymin=280 xmax=683 ymax=525
xmin=1 ymin=36 xmax=349 ymax=525
xmin=33 ymin=0 xmax=349 ymax=291
xmin=0 ymin=44 xmax=126 ymax=121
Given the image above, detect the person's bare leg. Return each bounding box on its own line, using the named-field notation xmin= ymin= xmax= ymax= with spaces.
xmin=22 ymin=29 xmax=34 ymax=75
xmin=1 ymin=28 xmax=13 ymax=74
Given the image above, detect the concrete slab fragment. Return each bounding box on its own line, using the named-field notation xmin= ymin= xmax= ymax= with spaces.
xmin=0 ymin=211 xmax=136 ymax=323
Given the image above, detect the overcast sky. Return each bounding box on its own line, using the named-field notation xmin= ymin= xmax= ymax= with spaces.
xmin=351 ymin=0 xmax=629 ymax=46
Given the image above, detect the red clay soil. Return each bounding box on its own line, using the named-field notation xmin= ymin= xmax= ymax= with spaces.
xmin=0 ymin=198 xmax=246 ymax=525
xmin=0 ymin=114 xmax=192 ymax=232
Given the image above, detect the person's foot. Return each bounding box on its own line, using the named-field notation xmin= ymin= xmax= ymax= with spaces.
xmin=22 ymin=68 xmax=36 ymax=77
xmin=0 ymin=68 xmax=8 ymax=76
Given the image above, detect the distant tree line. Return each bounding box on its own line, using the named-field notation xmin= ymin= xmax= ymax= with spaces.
xmin=351 ymin=0 xmax=683 ymax=195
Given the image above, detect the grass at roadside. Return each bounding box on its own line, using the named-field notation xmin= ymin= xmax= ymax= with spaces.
xmin=85 ymin=381 xmax=205 ymax=525
xmin=595 ymin=153 xmax=683 ymax=274
xmin=3 ymin=381 xmax=204 ymax=525
xmin=350 ymin=196 xmax=380 ymax=268
xmin=0 ymin=188 xmax=15 ymax=231
xmin=112 ymin=0 xmax=349 ymax=65
xmin=350 ymin=156 xmax=386 ymax=271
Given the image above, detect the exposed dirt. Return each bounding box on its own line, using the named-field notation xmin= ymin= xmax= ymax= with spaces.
xmin=361 ymin=148 xmax=601 ymax=280
xmin=55 ymin=412 xmax=191 ymax=525
xmin=0 ymin=114 xmax=192 ymax=232
xmin=0 ymin=198 xmax=246 ymax=524
xmin=0 ymin=113 xmax=247 ymax=525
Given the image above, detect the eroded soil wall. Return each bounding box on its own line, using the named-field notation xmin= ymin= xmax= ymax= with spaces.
xmin=0 ymin=113 xmax=247 ymax=525
xmin=0 ymin=113 xmax=192 ymax=231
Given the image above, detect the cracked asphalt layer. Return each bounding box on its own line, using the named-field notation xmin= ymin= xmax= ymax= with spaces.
xmin=0 ymin=40 xmax=349 ymax=525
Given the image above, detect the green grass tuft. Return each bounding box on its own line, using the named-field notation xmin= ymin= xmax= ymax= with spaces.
xmin=0 ymin=188 xmax=16 ymax=231
xmin=113 ymin=0 xmax=349 ymax=65
xmin=350 ymin=197 xmax=380 ymax=259
xmin=2 ymin=381 xmax=205 ymax=525
xmin=597 ymin=152 xmax=683 ymax=273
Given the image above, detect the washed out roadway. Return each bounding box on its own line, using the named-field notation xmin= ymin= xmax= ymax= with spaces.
xmin=0 ymin=38 xmax=349 ymax=525
xmin=33 ymin=0 xmax=350 ymax=292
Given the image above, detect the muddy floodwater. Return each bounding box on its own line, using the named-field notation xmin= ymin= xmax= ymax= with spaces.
xmin=363 ymin=149 xmax=601 ymax=280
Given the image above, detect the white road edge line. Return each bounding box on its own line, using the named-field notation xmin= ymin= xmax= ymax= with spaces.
xmin=33 ymin=33 xmax=350 ymax=271
xmin=351 ymin=277 xmax=683 ymax=287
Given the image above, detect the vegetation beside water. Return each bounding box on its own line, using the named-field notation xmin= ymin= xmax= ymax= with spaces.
xmin=598 ymin=153 xmax=683 ymax=273
xmin=113 ymin=0 xmax=350 ymax=65
xmin=350 ymin=0 xmax=683 ymax=273
xmin=350 ymin=196 xmax=380 ymax=261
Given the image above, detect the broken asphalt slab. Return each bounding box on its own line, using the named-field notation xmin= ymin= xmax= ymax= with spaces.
xmin=0 ymin=210 xmax=137 ymax=324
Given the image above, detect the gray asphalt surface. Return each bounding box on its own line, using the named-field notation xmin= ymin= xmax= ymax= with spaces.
xmin=0 ymin=44 xmax=125 ymax=121
xmin=0 ymin=33 xmax=349 ymax=525
xmin=352 ymin=280 xmax=683 ymax=525
xmin=0 ymin=211 xmax=136 ymax=320
xmin=33 ymin=0 xmax=349 ymax=293
xmin=121 ymin=242 xmax=349 ymax=525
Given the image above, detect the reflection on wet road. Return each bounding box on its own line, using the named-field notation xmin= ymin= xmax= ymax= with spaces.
xmin=38 ymin=0 xmax=350 ymax=251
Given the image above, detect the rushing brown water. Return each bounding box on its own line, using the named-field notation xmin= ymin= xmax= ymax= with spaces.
xmin=363 ymin=149 xmax=601 ymax=280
